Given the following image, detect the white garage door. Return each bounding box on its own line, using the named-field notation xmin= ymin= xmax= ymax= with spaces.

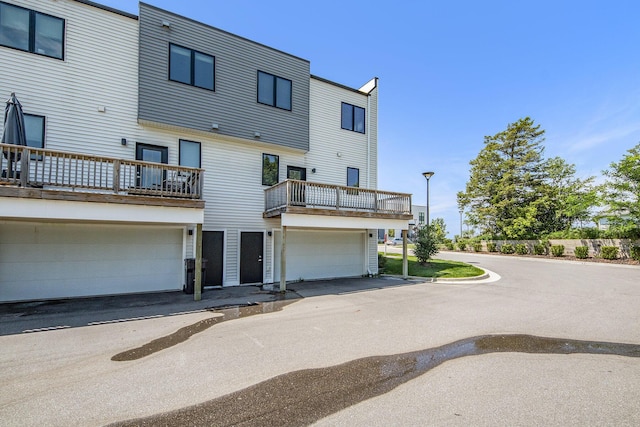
xmin=0 ymin=222 xmax=183 ymax=302
xmin=274 ymin=230 xmax=364 ymax=282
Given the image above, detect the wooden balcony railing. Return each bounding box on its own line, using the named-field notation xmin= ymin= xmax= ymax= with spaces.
xmin=264 ymin=179 xmax=412 ymax=218
xmin=1 ymin=143 xmax=203 ymax=199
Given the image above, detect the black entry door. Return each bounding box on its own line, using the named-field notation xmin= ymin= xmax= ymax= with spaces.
xmin=240 ymin=232 xmax=263 ymax=284
xmin=287 ymin=166 xmax=306 ymax=206
xmin=136 ymin=143 xmax=168 ymax=189
xmin=202 ymin=231 xmax=223 ymax=287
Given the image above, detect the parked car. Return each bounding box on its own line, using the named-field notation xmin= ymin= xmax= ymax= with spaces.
xmin=386 ymin=237 xmax=404 ymax=245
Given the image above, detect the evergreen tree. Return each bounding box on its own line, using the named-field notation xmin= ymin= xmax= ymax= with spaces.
xmin=458 ymin=117 xmax=597 ymax=238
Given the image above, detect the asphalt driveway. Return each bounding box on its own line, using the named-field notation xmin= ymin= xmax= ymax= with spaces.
xmin=1 ymin=255 xmax=639 ymax=426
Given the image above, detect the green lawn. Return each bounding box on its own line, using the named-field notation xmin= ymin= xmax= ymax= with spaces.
xmin=380 ymin=253 xmax=484 ymax=278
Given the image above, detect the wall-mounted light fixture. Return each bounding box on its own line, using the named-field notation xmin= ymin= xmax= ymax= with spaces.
xmin=120 ymin=138 xmax=127 ymax=146
xmin=311 ymin=168 xmax=316 ymax=173
xmin=161 ymin=20 xmax=171 ymax=28
xmin=211 ymin=123 xmax=219 ymax=130
xmin=188 ymin=229 xmax=193 ymax=236
xmin=254 ymin=131 xmax=261 ymax=138
xmin=267 ymin=231 xmax=272 ymax=236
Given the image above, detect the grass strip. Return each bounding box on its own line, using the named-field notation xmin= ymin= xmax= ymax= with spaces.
xmin=380 ymin=253 xmax=484 ymax=278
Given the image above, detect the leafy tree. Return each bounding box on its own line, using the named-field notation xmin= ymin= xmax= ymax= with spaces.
xmin=536 ymin=157 xmax=598 ymax=231
xmin=413 ymin=226 xmax=439 ymax=264
xmin=601 ymin=142 xmax=640 ymax=235
xmin=430 ymin=218 xmax=447 ymax=244
xmin=458 ymin=117 xmax=597 ymax=239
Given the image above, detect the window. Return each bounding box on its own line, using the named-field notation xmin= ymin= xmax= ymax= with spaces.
xmin=24 ymin=114 xmax=45 ymax=149
xmin=418 ymin=211 xmax=425 ymax=224
xmin=179 ymin=140 xmax=201 ymax=168
xmin=257 ymin=71 xmax=292 ymax=110
xmin=341 ymin=102 xmax=365 ymax=134
xmin=169 ymin=44 xmax=215 ymax=90
xmin=347 ymin=167 xmax=359 ymax=187
xmin=0 ymin=2 xmax=64 ymax=59
xmin=287 ymin=166 xmax=306 ymax=181
xmin=262 ymin=153 xmax=279 ymax=186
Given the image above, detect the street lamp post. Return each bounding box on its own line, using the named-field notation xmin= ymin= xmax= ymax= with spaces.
xmin=422 ymin=171 xmax=434 ymax=230
xmin=459 ymin=208 xmax=463 ymax=238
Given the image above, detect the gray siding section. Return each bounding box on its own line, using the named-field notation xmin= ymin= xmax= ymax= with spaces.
xmin=138 ymin=3 xmax=310 ymax=151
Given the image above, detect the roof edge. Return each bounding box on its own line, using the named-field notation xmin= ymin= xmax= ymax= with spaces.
xmin=73 ymin=0 xmax=138 ymax=20
xmin=140 ymin=2 xmax=309 ymax=64
xmin=311 ymin=75 xmax=378 ymax=95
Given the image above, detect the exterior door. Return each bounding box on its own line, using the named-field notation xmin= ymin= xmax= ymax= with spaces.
xmin=287 ymin=166 xmax=306 ymax=206
xmin=240 ymin=232 xmax=263 ymax=284
xmin=202 ymin=231 xmax=224 ymax=286
xmin=136 ymin=143 xmax=168 ymax=189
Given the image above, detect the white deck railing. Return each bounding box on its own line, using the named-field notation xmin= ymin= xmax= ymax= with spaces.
xmin=0 ymin=143 xmax=203 ymax=199
xmin=264 ymin=179 xmax=411 ymax=216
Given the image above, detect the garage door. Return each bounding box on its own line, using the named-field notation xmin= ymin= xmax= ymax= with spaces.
xmin=274 ymin=230 xmax=364 ymax=282
xmin=0 ymin=223 xmax=183 ymax=302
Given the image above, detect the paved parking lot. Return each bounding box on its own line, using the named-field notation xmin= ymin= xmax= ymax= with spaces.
xmin=1 ymin=255 xmax=639 ymax=426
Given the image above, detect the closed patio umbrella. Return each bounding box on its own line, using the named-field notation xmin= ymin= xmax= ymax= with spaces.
xmin=1 ymin=93 xmax=27 ymax=179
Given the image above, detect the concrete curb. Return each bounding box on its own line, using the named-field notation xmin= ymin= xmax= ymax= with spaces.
xmin=381 ymin=271 xmax=491 ymax=283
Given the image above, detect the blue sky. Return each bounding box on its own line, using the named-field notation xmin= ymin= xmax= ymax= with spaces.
xmin=100 ymin=0 xmax=640 ymax=236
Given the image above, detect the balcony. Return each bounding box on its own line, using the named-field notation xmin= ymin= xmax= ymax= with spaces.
xmin=0 ymin=143 xmax=204 ymax=208
xmin=264 ymin=179 xmax=412 ymax=220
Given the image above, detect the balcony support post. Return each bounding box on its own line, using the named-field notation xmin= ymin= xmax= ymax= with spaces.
xmin=194 ymin=223 xmax=203 ymax=301
xmin=402 ymin=229 xmax=408 ymax=279
xmin=280 ymin=225 xmax=287 ymax=292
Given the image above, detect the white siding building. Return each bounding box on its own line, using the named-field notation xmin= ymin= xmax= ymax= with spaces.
xmin=0 ymin=0 xmax=411 ymax=302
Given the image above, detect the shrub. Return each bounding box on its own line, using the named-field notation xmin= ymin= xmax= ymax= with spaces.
xmin=487 ymin=242 xmax=497 ymax=252
xmin=501 ymin=243 xmax=515 ymax=254
xmin=413 ymin=226 xmax=439 ymax=263
xmin=533 ymin=244 xmax=546 ymax=255
xmin=601 ymin=246 xmax=619 ymax=260
xmin=551 ymin=245 xmax=565 ymax=257
xmin=574 ymin=246 xmax=589 ymax=259
xmin=444 ymin=241 xmax=454 ymax=250
xmin=515 ymin=244 xmax=528 ymax=255
xmin=458 ymin=241 xmax=467 ymax=251
xmin=473 ymin=242 xmax=483 ymax=252
xmin=631 ymin=245 xmax=640 ymax=261
xmin=377 ymin=253 xmax=387 ymax=272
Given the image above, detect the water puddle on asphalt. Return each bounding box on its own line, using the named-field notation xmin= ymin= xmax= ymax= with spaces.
xmin=111 ymin=301 xmax=296 ymax=361
xmin=108 ymin=334 xmax=640 ymax=427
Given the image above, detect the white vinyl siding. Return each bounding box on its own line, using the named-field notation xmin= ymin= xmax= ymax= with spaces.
xmin=0 ymin=1 xmax=383 ymax=290
xmin=0 ymin=223 xmax=183 ymax=302
xmin=0 ymin=0 xmax=139 ymax=159
xmin=308 ymin=77 xmax=377 ymax=189
xmin=138 ymin=124 xmax=302 ymax=285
